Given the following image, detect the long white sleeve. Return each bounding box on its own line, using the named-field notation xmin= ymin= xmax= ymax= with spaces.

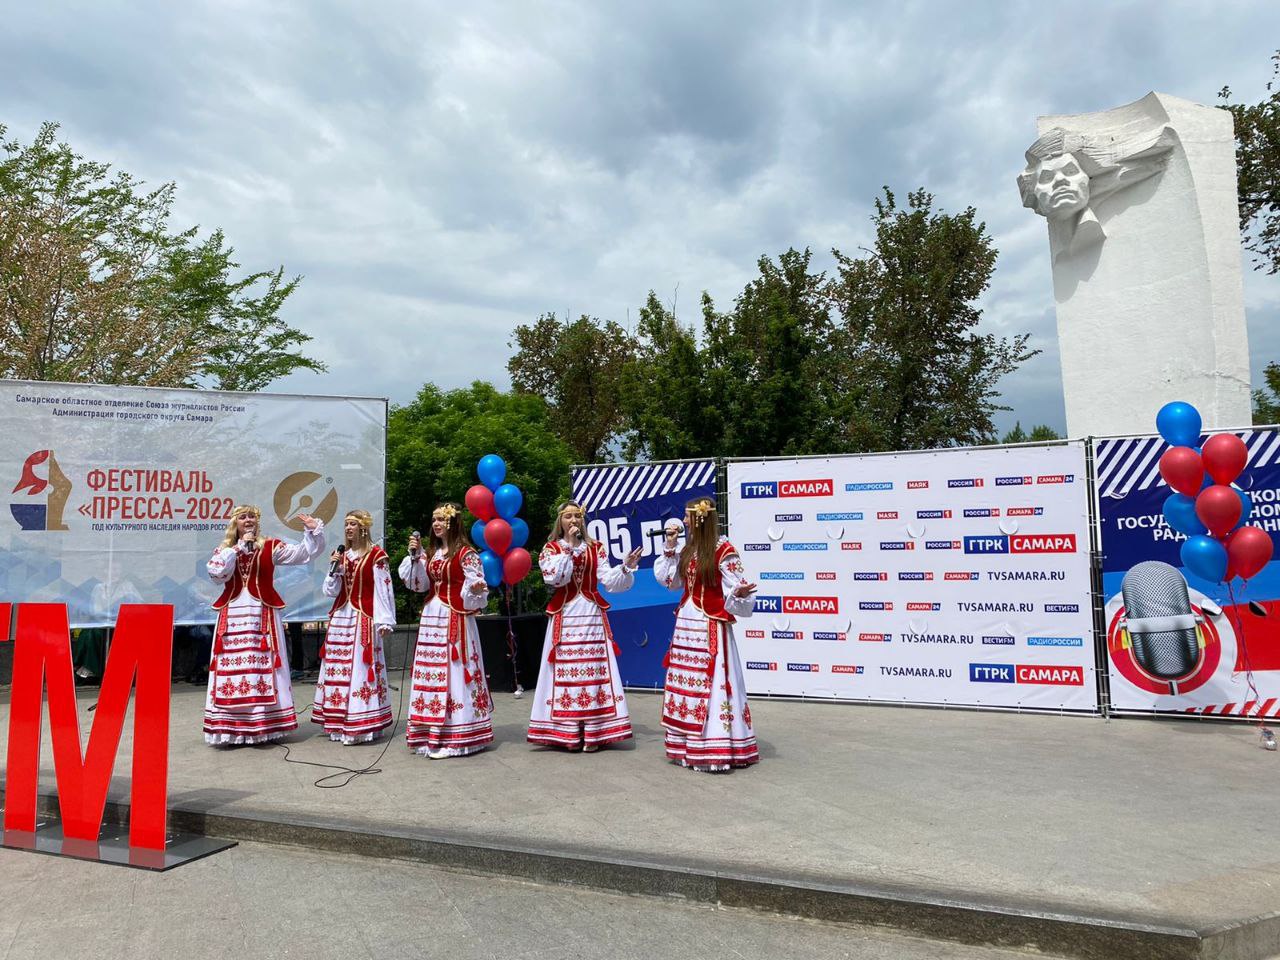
xmin=372 ymin=557 xmax=396 ymax=632
xmin=272 ymin=520 xmax=326 ymax=566
xmin=597 ymin=542 xmax=635 ymax=593
xmin=653 ymin=549 xmax=681 ymax=591
xmin=322 ymin=553 xmax=343 ymax=597
xmin=719 ymin=546 xmax=756 ymax=618
xmin=207 ymin=546 xmax=236 ymax=583
xmin=539 ymin=541 xmax=575 ymax=588
xmin=398 ymin=554 xmax=429 ymax=593
xmin=460 ymin=550 xmax=489 ymax=611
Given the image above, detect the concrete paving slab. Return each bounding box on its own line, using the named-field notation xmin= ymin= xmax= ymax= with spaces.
xmin=1 ymin=683 xmax=1279 ymax=959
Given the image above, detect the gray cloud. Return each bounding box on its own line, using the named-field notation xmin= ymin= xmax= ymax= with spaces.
xmin=3 ymin=0 xmax=1279 ymax=438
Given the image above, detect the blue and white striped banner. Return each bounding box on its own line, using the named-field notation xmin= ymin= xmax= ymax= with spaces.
xmin=1095 ymin=431 xmax=1280 ymax=500
xmin=572 ymin=460 xmax=717 ymax=514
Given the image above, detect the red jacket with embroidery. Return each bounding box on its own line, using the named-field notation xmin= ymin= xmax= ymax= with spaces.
xmin=328 ymin=544 xmax=387 ymax=618
xmin=676 ymin=539 xmax=738 ymax=623
xmin=423 ymin=547 xmax=478 ymax=615
xmin=545 ymin=541 xmax=610 ymax=615
xmin=213 ymin=539 xmax=286 ymax=610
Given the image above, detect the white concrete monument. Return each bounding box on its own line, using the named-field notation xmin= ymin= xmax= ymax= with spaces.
xmin=1018 ymin=92 xmax=1252 ymax=436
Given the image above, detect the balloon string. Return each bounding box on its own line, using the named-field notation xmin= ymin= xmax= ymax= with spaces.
xmin=1225 ymin=579 xmax=1268 ymax=732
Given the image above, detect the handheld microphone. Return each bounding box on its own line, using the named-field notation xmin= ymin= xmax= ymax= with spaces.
xmin=410 ymin=530 xmax=422 ymax=558
xmin=329 ymin=549 xmax=344 ymax=577
xmin=241 ymin=534 xmax=256 ymax=554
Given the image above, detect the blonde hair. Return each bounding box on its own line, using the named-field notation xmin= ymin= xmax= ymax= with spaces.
xmin=430 ymin=502 xmax=466 ymax=558
xmin=548 ymin=500 xmax=595 ymax=548
xmin=344 ymin=509 xmax=374 ymax=553
xmin=678 ymin=496 xmax=720 ymax=587
xmin=220 ymin=505 xmax=262 ymax=550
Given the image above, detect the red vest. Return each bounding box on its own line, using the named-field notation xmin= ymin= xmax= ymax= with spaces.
xmin=328 ymin=544 xmax=387 ymax=618
xmin=212 ymin=539 xmax=286 ymax=610
xmin=545 ymin=541 xmax=610 ymax=614
xmin=677 ymin=539 xmax=738 ymax=623
xmin=423 ymin=547 xmax=478 ymax=615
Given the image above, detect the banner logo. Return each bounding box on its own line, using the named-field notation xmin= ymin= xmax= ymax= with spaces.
xmin=273 ymin=471 xmax=339 ymax=531
xmin=11 ymin=450 xmax=72 ymax=531
xmin=741 ymin=479 xmax=833 ymax=499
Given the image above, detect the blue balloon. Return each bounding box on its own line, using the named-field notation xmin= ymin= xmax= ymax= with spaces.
xmin=1181 ymin=534 xmax=1228 ymax=584
xmin=494 ymin=483 xmax=523 ymax=520
xmin=471 ymin=519 xmax=488 ymax=551
xmin=477 ymin=454 xmax=507 ymax=491
xmin=479 ymin=549 xmax=503 ymax=587
xmin=509 ymin=516 xmax=529 ymax=549
xmin=1156 ymin=401 xmax=1202 ymax=449
xmin=1162 ymin=492 xmax=1206 ymax=537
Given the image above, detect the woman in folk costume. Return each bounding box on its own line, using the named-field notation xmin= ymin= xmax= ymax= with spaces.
xmin=398 ymin=502 xmax=493 ymax=758
xmin=204 ymin=505 xmax=325 ymax=745
xmin=313 ymin=509 xmax=395 ymax=743
xmin=528 ymin=501 xmax=643 ymax=752
xmin=654 ymin=496 xmax=760 ymax=772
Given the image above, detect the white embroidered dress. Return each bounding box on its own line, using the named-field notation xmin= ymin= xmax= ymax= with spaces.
xmin=654 ymin=536 xmax=759 ymax=772
xmin=313 ymin=547 xmax=396 ymax=743
xmin=528 ymin=539 xmax=634 ymax=750
xmin=203 ymin=523 xmax=325 ymax=745
xmin=398 ymin=547 xmax=493 ymax=757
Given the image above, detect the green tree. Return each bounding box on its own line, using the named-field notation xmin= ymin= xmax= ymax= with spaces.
xmin=386 ymin=381 xmax=574 ymax=615
xmin=827 ymin=187 xmax=1035 ymax=451
xmin=1028 ymin=424 xmax=1060 ymax=441
xmin=1254 ymin=361 xmax=1280 ymax=424
xmin=618 ymin=291 xmax=716 ymax=460
xmin=1220 ymin=51 xmax=1280 ymax=274
xmin=0 ymin=121 xmax=324 ymax=389
xmin=700 ymin=248 xmax=837 ymax=457
xmin=1001 ymin=422 xmax=1029 ymax=444
xmin=507 ymin=312 xmax=636 ymax=463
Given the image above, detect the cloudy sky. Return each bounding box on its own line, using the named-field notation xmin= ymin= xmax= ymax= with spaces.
xmin=3 ymin=1 xmax=1279 ymax=438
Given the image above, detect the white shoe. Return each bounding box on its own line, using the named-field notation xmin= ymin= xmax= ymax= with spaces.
xmin=427 ymin=747 xmax=449 ymax=759
xmin=583 ymin=743 xmax=599 ymax=753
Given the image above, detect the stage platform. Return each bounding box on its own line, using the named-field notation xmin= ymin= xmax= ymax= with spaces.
xmin=1 ymin=683 xmax=1278 ymax=960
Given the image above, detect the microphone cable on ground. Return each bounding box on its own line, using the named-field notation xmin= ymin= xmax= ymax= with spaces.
xmin=266 ymin=625 xmax=415 ymax=789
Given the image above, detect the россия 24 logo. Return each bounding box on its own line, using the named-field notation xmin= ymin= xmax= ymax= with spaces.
xmin=11 ymin=450 xmax=73 ymax=531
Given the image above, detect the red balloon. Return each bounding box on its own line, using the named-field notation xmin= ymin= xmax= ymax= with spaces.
xmin=503 ymin=547 xmax=532 ymax=584
xmin=485 ymin=517 xmax=513 ymax=555
xmin=1158 ymin=446 xmax=1204 ymax=497
xmin=1201 ymin=433 xmax=1248 ymax=486
xmin=1195 ymin=484 xmax=1242 ymax=538
xmin=1227 ymin=525 xmax=1274 ymax=580
xmin=465 ymin=484 xmax=495 ymax=522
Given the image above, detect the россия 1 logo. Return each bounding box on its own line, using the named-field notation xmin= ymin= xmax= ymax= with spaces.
xmin=11 ymin=449 xmax=73 ymax=531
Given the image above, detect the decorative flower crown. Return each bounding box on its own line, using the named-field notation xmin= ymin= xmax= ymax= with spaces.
xmin=348 ymin=512 xmax=373 ymax=529
xmin=232 ymin=505 xmax=261 ymax=520
xmin=691 ymin=501 xmax=712 ymax=525
xmin=434 ymin=504 xmax=459 ymax=521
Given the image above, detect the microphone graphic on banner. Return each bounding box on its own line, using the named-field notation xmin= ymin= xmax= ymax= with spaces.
xmin=1120 ymin=560 xmax=1205 ymax=686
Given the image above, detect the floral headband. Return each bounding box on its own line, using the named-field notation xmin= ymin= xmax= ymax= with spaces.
xmin=232 ymin=505 xmax=261 ymax=520
xmin=433 ymin=504 xmax=459 ymax=521
xmin=690 ymin=501 xmax=713 ymax=525
xmin=346 ymin=512 xmax=373 ymax=529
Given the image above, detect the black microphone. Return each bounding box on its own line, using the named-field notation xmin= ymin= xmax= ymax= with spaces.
xmin=241 ymin=534 xmax=256 ymax=555
xmin=329 ymin=548 xmax=344 ymax=577
xmin=410 ymin=529 xmax=422 ymax=558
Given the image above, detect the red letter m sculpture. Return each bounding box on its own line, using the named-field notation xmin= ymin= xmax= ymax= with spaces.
xmin=4 ymin=603 xmax=173 ymax=850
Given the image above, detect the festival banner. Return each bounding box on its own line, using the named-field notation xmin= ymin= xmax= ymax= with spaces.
xmin=726 ymin=443 xmax=1097 ymax=710
xmin=571 ymin=459 xmax=716 ymax=687
xmin=1 ymin=380 xmax=386 ymax=626
xmin=1094 ymin=428 xmax=1280 ymax=717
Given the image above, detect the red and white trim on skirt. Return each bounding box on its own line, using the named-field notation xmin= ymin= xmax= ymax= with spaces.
xmin=406 ymin=718 xmax=493 ymax=754
xmin=203 ymin=705 xmax=298 ymax=744
xmin=664 ymin=731 xmax=759 ymax=770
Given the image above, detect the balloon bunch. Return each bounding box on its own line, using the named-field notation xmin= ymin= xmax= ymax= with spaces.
xmin=465 ymin=454 xmax=534 ymax=588
xmin=1156 ymin=401 xmax=1274 ymax=583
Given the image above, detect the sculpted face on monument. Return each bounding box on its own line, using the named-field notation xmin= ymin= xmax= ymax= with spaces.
xmin=1031 ymin=154 xmax=1090 ymax=220
xmin=1017 ymin=124 xmax=1175 ymax=260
